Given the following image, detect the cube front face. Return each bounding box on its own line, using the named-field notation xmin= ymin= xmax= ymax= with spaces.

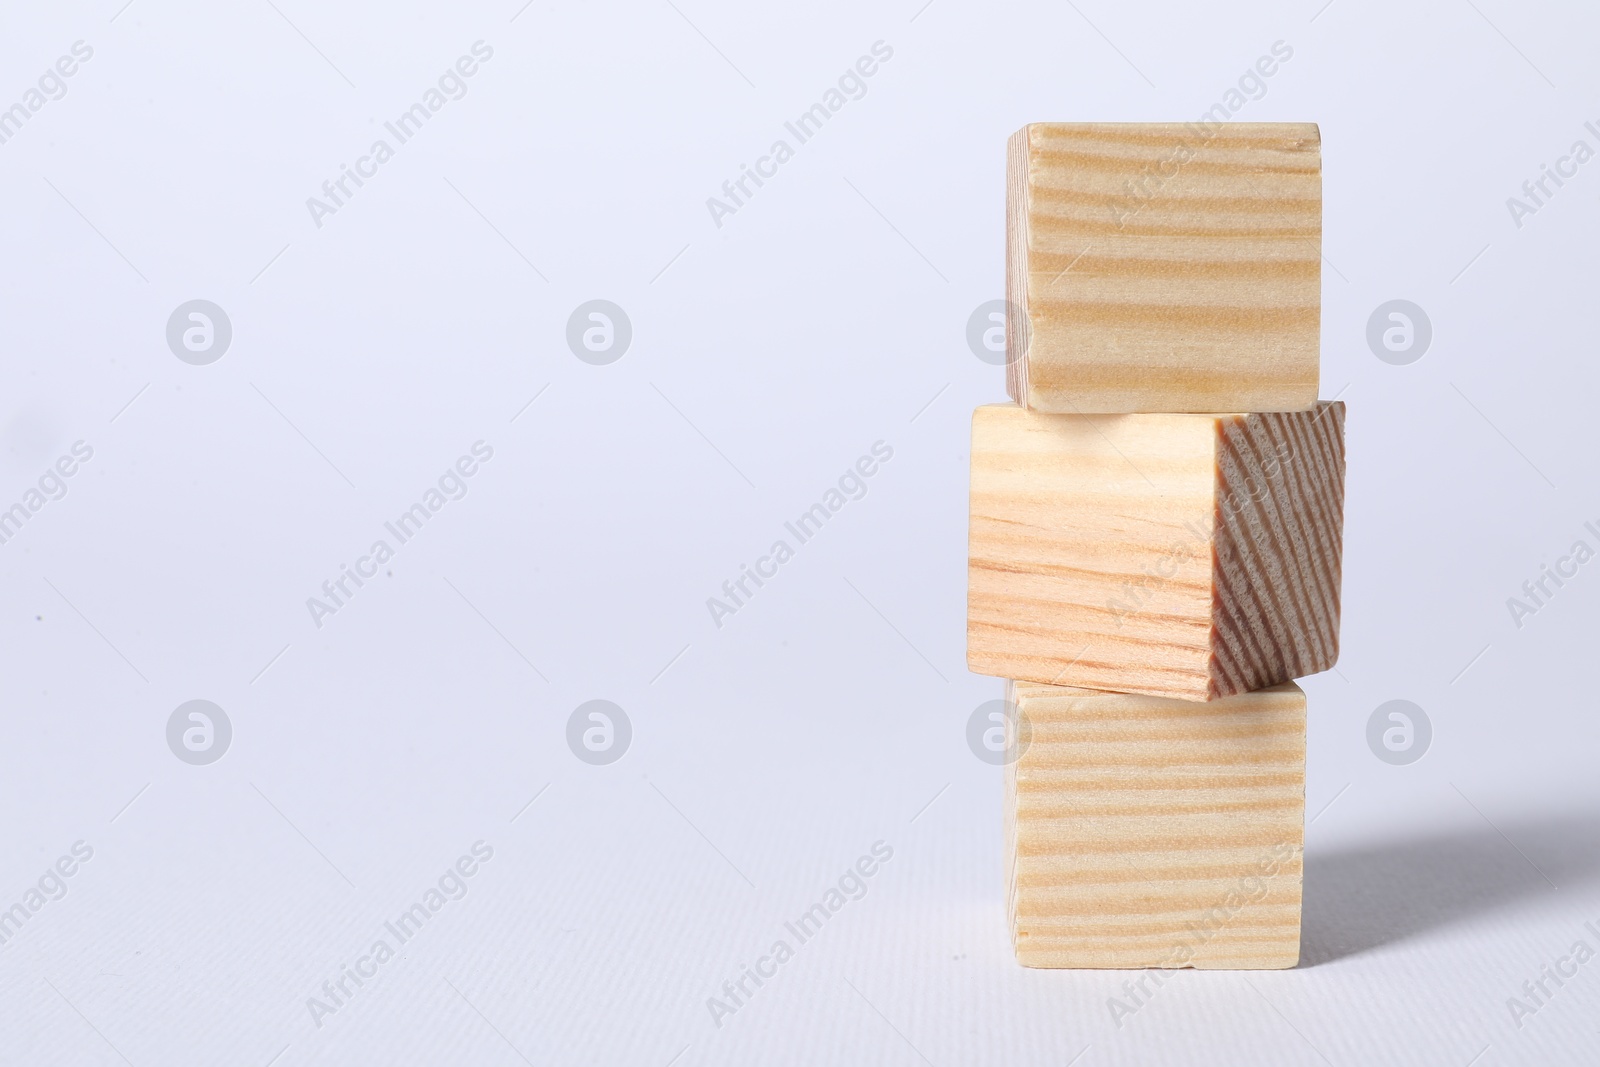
xmin=1006 ymin=122 xmax=1321 ymax=415
xmin=967 ymin=403 xmax=1218 ymax=700
xmin=967 ymin=402 xmax=1345 ymax=702
xmin=1006 ymin=682 xmax=1305 ymax=970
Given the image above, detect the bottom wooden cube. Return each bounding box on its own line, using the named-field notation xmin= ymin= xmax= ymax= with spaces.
xmin=1006 ymin=681 xmax=1304 ymax=969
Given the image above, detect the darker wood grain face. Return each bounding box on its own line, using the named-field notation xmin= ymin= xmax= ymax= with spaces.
xmin=1209 ymin=402 xmax=1346 ymax=697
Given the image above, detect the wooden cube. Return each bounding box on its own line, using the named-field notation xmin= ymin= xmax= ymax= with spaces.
xmin=967 ymin=401 xmax=1344 ymax=701
xmin=1006 ymin=680 xmax=1305 ymax=969
xmin=1006 ymin=122 xmax=1321 ymax=414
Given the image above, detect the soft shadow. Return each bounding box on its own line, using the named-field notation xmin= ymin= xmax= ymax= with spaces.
xmin=1301 ymin=812 xmax=1600 ymax=967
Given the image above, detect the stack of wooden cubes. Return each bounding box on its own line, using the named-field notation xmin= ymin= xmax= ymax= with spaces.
xmin=969 ymin=123 xmax=1344 ymax=970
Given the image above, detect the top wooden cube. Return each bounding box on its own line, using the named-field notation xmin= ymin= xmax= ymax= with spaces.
xmin=1006 ymin=122 xmax=1321 ymax=414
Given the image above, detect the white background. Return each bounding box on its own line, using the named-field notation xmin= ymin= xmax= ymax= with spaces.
xmin=2 ymin=1 xmax=1598 ymax=1064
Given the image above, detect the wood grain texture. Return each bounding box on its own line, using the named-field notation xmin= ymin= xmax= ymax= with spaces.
xmin=966 ymin=401 xmax=1345 ymax=701
xmin=1005 ymin=681 xmax=1304 ymax=969
xmin=1006 ymin=122 xmax=1321 ymax=414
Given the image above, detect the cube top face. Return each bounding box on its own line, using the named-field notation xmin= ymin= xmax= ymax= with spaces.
xmin=1006 ymin=122 xmax=1321 ymax=414
xmin=1005 ymin=681 xmax=1305 ymax=970
xmin=967 ymin=402 xmax=1345 ymax=701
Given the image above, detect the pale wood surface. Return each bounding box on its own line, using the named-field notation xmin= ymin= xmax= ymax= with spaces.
xmin=1006 ymin=681 xmax=1305 ymax=969
xmin=967 ymin=401 xmax=1345 ymax=701
xmin=1006 ymin=122 xmax=1321 ymax=414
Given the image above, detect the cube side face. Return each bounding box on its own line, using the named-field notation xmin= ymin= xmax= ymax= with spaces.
xmin=1003 ymin=680 xmax=1022 ymax=936
xmin=967 ymin=405 xmax=1218 ymax=700
xmin=1207 ymin=402 xmax=1347 ymax=698
xmin=1012 ymin=122 xmax=1321 ymax=414
xmin=1005 ymin=127 xmax=1032 ymax=405
xmin=1008 ymin=682 xmax=1305 ymax=970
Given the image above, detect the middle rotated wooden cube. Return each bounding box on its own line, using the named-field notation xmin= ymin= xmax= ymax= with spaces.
xmin=967 ymin=401 xmax=1345 ymax=702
